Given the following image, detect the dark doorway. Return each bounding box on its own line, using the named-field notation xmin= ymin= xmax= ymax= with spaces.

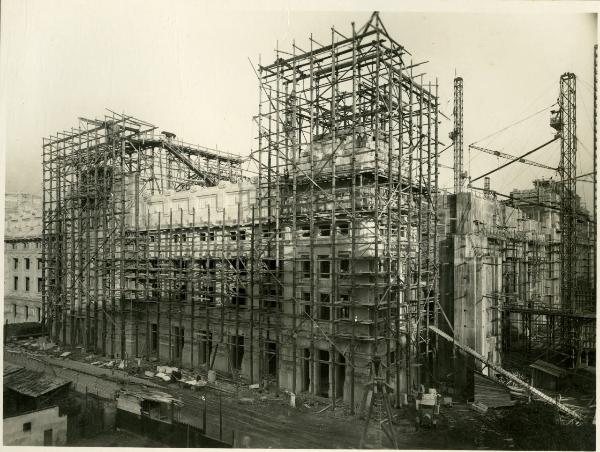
xmin=198 ymin=330 xmax=212 ymax=365
xmin=318 ymin=350 xmax=330 ymax=398
xmin=303 ymin=348 xmax=311 ymax=392
xmin=266 ymin=341 xmax=278 ymax=376
xmin=173 ymin=327 xmax=184 ymax=360
xmin=43 ymin=429 xmax=53 ymax=446
xmin=231 ymin=335 xmax=244 ymax=371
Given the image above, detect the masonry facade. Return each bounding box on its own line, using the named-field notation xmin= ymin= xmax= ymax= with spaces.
xmin=437 ymin=187 xmax=595 ymax=399
xmin=4 ymin=194 xmax=43 ymax=324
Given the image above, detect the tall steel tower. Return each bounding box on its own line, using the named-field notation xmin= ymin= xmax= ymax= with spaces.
xmin=452 ymin=77 xmax=464 ymax=194
xmin=558 ymin=73 xmax=577 ymax=311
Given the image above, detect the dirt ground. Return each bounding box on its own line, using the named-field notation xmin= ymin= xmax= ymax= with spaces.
xmin=5 ymin=338 xmax=596 ymax=450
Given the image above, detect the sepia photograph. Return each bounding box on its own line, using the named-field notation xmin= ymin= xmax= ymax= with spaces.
xmin=0 ymin=1 xmax=597 ymax=449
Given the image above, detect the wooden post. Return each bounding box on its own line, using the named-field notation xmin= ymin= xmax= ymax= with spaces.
xmin=84 ymin=386 xmax=88 ymax=437
xmin=219 ymin=394 xmax=223 ymax=440
xmin=203 ymin=396 xmax=207 ymax=433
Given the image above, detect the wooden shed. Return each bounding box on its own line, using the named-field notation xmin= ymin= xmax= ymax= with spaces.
xmin=529 ymin=360 xmax=567 ymax=391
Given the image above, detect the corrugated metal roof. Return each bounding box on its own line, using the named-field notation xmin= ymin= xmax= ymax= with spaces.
xmin=119 ymin=388 xmax=183 ymax=406
xmin=4 ymin=362 xmax=24 ymax=377
xmin=529 ymin=359 xmax=567 ymax=378
xmin=4 ymin=368 xmax=71 ymax=398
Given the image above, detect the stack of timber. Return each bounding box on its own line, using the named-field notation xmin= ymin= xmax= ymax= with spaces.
xmin=474 ymin=372 xmax=515 ymax=408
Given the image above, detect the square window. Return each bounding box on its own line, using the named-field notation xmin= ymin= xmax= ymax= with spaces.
xmin=337 ymin=307 xmax=349 ymax=319
xmin=300 ymin=226 xmax=310 ymax=238
xmin=23 ymin=422 xmax=31 ymax=432
xmin=340 ymin=259 xmax=350 ymax=273
xmin=319 ymin=226 xmax=331 ymax=237
xmin=231 ymin=287 xmax=247 ymax=306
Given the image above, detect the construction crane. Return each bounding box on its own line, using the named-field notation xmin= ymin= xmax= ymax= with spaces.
xmin=469 ymin=144 xmax=556 ymax=171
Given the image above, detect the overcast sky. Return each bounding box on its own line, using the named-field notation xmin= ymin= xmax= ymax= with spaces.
xmin=1 ymin=1 xmax=597 ymax=210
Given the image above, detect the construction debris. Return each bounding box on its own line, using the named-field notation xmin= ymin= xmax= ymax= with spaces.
xmin=469 ymin=401 xmax=489 ymax=414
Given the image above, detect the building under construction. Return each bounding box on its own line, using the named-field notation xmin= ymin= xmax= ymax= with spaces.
xmin=41 ymin=13 xmax=596 ymax=411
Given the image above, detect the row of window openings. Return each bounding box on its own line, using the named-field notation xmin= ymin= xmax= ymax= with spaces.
xmin=12 ymin=304 xmax=41 ymax=320
xmin=145 ymin=223 xmax=406 ymax=243
xmin=300 ymin=224 xmax=407 ymax=238
xmin=13 ymin=276 xmax=42 ymax=292
xmin=148 ymin=285 xmax=248 ymax=306
xmin=301 ymin=293 xmax=350 ymax=320
xmin=298 ymin=294 xmax=398 ymax=320
xmin=12 ymin=258 xmax=42 ymax=270
xmin=300 ymin=223 xmax=350 ymax=238
xmin=148 ymin=230 xmax=248 ymax=243
xmin=9 ymin=242 xmax=40 ymax=249
xmin=301 ymin=259 xmax=399 ymax=278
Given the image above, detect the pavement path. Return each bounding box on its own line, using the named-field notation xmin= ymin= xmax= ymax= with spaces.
xmin=4 ymin=348 xmax=376 ymax=448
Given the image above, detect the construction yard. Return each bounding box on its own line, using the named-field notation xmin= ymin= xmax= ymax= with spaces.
xmin=4 ymin=337 xmax=596 ymax=449
xmin=3 ymin=8 xmax=597 ymax=450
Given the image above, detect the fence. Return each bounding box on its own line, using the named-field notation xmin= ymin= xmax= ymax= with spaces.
xmin=116 ymin=408 xmax=231 ymax=447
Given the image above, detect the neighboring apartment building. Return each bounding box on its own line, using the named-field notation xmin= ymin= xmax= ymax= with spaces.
xmin=4 ymin=194 xmax=43 ymax=324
